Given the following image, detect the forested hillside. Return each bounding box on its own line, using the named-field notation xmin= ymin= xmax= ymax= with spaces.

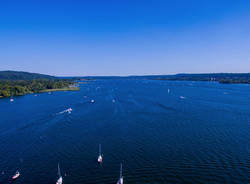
xmin=0 ymin=71 xmax=56 ymax=80
xmin=0 ymin=71 xmax=77 ymax=98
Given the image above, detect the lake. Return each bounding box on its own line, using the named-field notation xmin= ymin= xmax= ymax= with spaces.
xmin=0 ymin=79 xmax=249 ymax=184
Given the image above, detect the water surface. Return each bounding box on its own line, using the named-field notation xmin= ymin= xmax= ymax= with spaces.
xmin=0 ymin=80 xmax=249 ymax=183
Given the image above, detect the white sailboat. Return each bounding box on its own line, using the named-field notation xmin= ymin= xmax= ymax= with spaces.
xmin=97 ymin=144 xmax=103 ymax=163
xmin=117 ymin=163 xmax=123 ymax=184
xmin=56 ymin=163 xmax=63 ymax=184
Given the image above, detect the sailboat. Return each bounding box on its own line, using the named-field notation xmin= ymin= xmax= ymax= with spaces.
xmin=56 ymin=163 xmax=63 ymax=184
xmin=97 ymin=144 xmax=103 ymax=163
xmin=117 ymin=163 xmax=123 ymax=184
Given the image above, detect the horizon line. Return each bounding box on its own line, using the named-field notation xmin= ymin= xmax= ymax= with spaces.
xmin=2 ymin=70 xmax=250 ymax=78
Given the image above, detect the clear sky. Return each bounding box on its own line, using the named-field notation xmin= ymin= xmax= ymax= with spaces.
xmin=1 ymin=0 xmax=250 ymax=76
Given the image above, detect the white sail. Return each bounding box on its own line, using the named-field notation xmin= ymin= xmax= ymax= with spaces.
xmin=117 ymin=163 xmax=123 ymax=184
xmin=58 ymin=163 xmax=61 ymax=177
xmin=56 ymin=163 xmax=62 ymax=184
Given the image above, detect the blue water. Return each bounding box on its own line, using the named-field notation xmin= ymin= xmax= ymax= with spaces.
xmin=0 ymin=80 xmax=249 ymax=184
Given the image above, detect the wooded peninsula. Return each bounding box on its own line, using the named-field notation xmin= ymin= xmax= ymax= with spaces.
xmin=0 ymin=71 xmax=78 ymax=98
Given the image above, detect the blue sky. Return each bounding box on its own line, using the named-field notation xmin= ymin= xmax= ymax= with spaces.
xmin=0 ymin=0 xmax=250 ymax=76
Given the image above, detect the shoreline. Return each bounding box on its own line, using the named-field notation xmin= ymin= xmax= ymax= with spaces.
xmin=0 ymin=87 xmax=79 ymax=99
xmin=152 ymin=78 xmax=250 ymax=84
xmin=39 ymin=87 xmax=79 ymax=93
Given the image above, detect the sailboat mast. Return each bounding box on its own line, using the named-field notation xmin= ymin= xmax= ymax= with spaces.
xmin=120 ymin=163 xmax=122 ymax=178
xmin=58 ymin=163 xmax=61 ymax=177
xmin=99 ymin=144 xmax=101 ymax=155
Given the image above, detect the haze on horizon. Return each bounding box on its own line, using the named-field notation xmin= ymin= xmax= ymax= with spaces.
xmin=1 ymin=0 xmax=250 ymax=76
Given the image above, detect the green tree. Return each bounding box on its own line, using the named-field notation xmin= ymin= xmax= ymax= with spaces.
xmin=1 ymin=89 xmax=10 ymax=97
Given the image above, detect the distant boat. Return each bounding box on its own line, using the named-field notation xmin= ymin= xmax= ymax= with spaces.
xmin=168 ymin=89 xmax=170 ymax=93
xmin=12 ymin=170 xmax=20 ymax=180
xmin=65 ymin=108 xmax=72 ymax=114
xmin=180 ymin=96 xmax=185 ymax=99
xmin=10 ymin=98 xmax=14 ymax=102
xmin=112 ymin=99 xmax=115 ymax=103
xmin=91 ymin=99 xmax=95 ymax=103
xmin=117 ymin=163 xmax=123 ymax=184
xmin=97 ymin=144 xmax=103 ymax=163
xmin=58 ymin=108 xmax=72 ymax=114
xmin=56 ymin=163 xmax=62 ymax=184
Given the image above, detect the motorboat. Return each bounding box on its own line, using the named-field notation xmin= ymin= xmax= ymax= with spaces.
xmin=65 ymin=108 xmax=72 ymax=113
xmin=12 ymin=171 xmax=20 ymax=180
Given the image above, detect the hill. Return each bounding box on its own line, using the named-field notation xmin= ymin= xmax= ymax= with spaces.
xmin=76 ymin=73 xmax=250 ymax=84
xmin=151 ymin=73 xmax=250 ymax=84
xmin=0 ymin=71 xmax=78 ymax=98
xmin=0 ymin=71 xmax=56 ymax=80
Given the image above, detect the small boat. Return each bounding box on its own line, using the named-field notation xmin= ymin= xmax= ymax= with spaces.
xmin=65 ymin=108 xmax=72 ymax=114
xmin=112 ymin=99 xmax=115 ymax=103
xmin=97 ymin=144 xmax=103 ymax=163
xmin=56 ymin=163 xmax=63 ymax=184
xmin=91 ymin=99 xmax=95 ymax=103
xmin=117 ymin=163 xmax=123 ymax=184
xmin=180 ymin=96 xmax=185 ymax=99
xmin=168 ymin=89 xmax=170 ymax=93
xmin=58 ymin=108 xmax=72 ymax=114
xmin=10 ymin=98 xmax=14 ymax=102
xmin=12 ymin=171 xmax=20 ymax=180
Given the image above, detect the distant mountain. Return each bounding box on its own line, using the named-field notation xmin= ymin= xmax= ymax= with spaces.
xmin=0 ymin=71 xmax=56 ymax=80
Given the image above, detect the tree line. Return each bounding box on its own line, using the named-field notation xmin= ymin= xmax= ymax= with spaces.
xmin=0 ymin=79 xmax=75 ymax=97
